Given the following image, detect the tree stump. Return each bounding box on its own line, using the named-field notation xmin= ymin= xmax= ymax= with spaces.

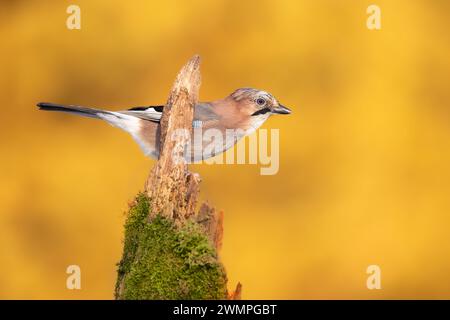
xmin=115 ymin=55 xmax=241 ymax=300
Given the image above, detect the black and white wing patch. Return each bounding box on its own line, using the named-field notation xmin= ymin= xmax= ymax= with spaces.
xmin=192 ymin=120 xmax=203 ymax=128
xmin=119 ymin=105 xmax=164 ymax=123
xmin=128 ymin=105 xmax=164 ymax=112
xmin=119 ymin=102 xmax=220 ymax=127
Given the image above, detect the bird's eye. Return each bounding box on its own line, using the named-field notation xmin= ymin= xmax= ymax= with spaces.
xmin=256 ymin=98 xmax=266 ymax=106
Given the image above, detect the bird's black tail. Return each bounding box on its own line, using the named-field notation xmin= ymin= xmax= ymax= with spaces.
xmin=37 ymin=102 xmax=110 ymax=119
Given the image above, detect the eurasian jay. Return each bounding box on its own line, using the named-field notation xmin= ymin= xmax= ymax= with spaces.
xmin=37 ymin=88 xmax=291 ymax=161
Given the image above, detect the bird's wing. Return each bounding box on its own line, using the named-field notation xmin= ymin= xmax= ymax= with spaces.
xmin=193 ymin=103 xmax=222 ymax=128
xmin=118 ymin=105 xmax=164 ymax=123
xmin=119 ymin=103 xmax=222 ymax=128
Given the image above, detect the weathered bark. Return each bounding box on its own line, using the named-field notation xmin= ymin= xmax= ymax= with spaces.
xmin=115 ymin=56 xmax=241 ymax=300
xmin=144 ymin=55 xmax=201 ymax=221
xmin=197 ymin=203 xmax=224 ymax=252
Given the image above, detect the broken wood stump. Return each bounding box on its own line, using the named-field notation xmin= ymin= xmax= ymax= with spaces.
xmin=115 ymin=55 xmax=241 ymax=300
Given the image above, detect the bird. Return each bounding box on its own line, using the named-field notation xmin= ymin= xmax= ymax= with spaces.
xmin=37 ymin=88 xmax=291 ymax=162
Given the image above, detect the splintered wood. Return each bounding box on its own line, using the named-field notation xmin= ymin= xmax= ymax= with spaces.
xmin=144 ymin=55 xmax=241 ymax=299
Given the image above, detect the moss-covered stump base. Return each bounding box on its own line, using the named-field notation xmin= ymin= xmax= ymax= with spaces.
xmin=115 ymin=193 xmax=228 ymax=300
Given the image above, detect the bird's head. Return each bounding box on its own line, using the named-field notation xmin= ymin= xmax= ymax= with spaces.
xmin=230 ymin=88 xmax=291 ymax=117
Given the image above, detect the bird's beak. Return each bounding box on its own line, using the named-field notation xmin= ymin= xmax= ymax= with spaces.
xmin=272 ymin=104 xmax=292 ymax=115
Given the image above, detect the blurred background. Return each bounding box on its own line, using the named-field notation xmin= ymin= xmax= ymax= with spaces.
xmin=0 ymin=0 xmax=449 ymax=299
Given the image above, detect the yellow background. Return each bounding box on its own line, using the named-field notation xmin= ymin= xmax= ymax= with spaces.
xmin=0 ymin=0 xmax=449 ymax=299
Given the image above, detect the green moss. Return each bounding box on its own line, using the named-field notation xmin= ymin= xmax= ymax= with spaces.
xmin=115 ymin=193 xmax=227 ymax=300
